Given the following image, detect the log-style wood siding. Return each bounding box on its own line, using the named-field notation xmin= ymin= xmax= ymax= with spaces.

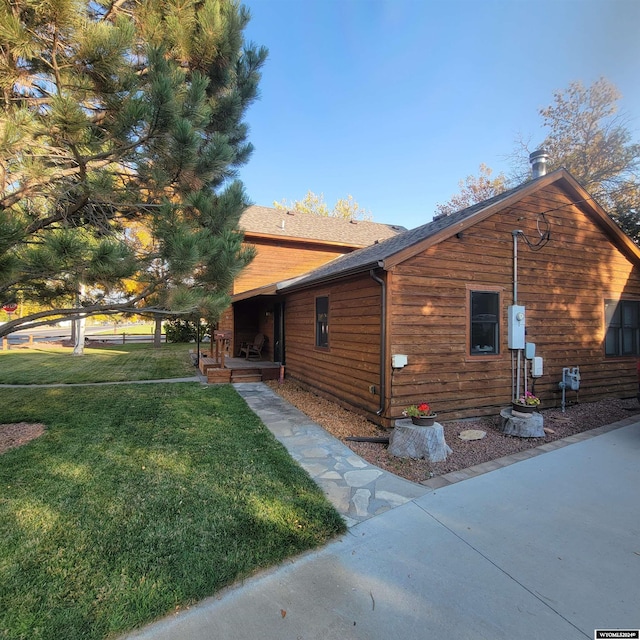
xmin=281 ymin=181 xmax=640 ymax=426
xmin=389 ymin=182 xmax=640 ymax=420
xmin=284 ymin=276 xmax=383 ymax=416
xmin=234 ymin=238 xmax=351 ymax=294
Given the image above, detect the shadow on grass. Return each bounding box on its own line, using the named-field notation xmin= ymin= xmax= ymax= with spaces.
xmin=0 ymin=383 xmax=345 ymax=640
xmin=0 ymin=344 xmax=195 ymax=385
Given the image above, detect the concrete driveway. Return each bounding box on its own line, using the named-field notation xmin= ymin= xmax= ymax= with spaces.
xmin=124 ymin=419 xmax=639 ymax=640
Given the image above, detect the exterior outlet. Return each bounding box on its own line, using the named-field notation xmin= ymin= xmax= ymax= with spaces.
xmin=369 ymin=385 xmax=377 ymax=395
xmin=391 ymin=354 xmax=408 ymax=368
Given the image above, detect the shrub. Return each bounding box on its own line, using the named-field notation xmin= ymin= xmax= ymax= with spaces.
xmin=164 ymin=319 xmax=212 ymax=343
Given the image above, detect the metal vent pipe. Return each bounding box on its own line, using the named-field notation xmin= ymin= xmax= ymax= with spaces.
xmin=529 ymin=149 xmax=550 ymax=178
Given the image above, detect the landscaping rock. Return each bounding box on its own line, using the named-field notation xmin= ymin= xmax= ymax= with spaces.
xmin=459 ymin=429 xmax=487 ymax=441
xmin=389 ymin=419 xmax=452 ymax=461
xmin=499 ymin=408 xmax=545 ymax=438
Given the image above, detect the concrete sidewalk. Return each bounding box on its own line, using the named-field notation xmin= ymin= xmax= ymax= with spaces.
xmin=123 ymin=392 xmax=640 ymax=640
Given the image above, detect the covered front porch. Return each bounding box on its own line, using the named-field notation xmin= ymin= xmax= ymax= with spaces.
xmin=198 ymin=355 xmax=281 ymax=384
xmin=194 ymin=324 xmax=282 ymax=383
xmin=194 ymin=284 xmax=286 ymax=383
xmin=214 ymin=285 xmax=285 ymax=369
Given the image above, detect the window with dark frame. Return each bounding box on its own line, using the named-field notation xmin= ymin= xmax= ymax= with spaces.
xmin=470 ymin=290 xmax=500 ymax=355
xmin=605 ymin=299 xmax=640 ymax=356
xmin=315 ymin=296 xmax=329 ymax=348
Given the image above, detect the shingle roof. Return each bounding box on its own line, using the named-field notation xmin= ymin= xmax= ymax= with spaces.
xmin=239 ymin=205 xmax=405 ymax=247
xmin=232 ymin=168 xmax=640 ymax=303
xmin=278 ymin=177 xmax=532 ymax=292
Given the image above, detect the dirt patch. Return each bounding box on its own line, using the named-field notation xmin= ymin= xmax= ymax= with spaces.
xmin=266 ymin=380 xmax=640 ymax=484
xmin=0 ymin=423 xmax=46 ymax=455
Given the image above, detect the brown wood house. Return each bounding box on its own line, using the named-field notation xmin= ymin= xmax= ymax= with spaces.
xmin=231 ymin=168 xmax=640 ymax=426
xmin=218 ymin=205 xmax=405 ymax=361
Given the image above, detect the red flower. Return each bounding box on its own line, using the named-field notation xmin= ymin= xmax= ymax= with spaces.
xmin=417 ymin=402 xmax=430 ymax=414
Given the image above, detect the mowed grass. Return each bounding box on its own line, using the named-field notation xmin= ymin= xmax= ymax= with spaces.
xmin=0 ymin=343 xmax=194 ymax=384
xmin=91 ymin=324 xmax=157 ymax=335
xmin=0 ymin=384 xmax=346 ymax=640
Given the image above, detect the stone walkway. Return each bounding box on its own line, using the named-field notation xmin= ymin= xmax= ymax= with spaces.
xmin=234 ymin=383 xmax=428 ymax=527
xmin=234 ymin=382 xmax=640 ymax=527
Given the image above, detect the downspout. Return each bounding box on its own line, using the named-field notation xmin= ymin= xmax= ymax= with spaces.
xmin=370 ymin=266 xmax=386 ymax=416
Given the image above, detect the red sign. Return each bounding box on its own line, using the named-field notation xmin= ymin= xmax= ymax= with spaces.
xmin=2 ymin=303 xmax=18 ymax=313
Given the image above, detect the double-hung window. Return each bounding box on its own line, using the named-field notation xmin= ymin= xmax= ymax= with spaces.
xmin=605 ymin=299 xmax=640 ymax=356
xmin=315 ymin=296 xmax=329 ymax=348
xmin=470 ymin=290 xmax=500 ymax=355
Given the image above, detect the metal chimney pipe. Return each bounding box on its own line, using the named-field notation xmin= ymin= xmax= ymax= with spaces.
xmin=529 ymin=149 xmax=550 ymax=178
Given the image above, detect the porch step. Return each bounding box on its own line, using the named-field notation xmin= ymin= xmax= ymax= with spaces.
xmin=230 ymin=368 xmax=262 ymax=383
xmin=199 ymin=356 xmax=222 ymax=375
xmin=261 ymin=366 xmax=281 ymax=381
xmin=207 ymin=368 xmax=231 ymax=384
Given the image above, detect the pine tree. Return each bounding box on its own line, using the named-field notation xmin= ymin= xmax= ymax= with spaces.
xmin=0 ymin=0 xmax=266 ymax=343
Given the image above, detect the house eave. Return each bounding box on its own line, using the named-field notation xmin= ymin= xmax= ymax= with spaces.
xmin=231 ymin=282 xmax=279 ymax=302
xmin=242 ymin=231 xmax=369 ymax=250
xmin=382 ymin=169 xmax=640 ymax=269
xmin=278 ymin=261 xmax=384 ymax=294
xmin=554 ymin=171 xmax=640 ymax=264
xmin=382 ymin=171 xmax=563 ymax=269
xmin=232 ymin=273 xmax=311 ymax=302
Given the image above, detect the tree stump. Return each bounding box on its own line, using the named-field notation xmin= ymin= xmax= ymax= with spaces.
xmin=389 ymin=419 xmax=452 ymax=461
xmin=499 ymin=408 xmax=545 ymax=438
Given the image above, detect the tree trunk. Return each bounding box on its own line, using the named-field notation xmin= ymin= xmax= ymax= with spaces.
xmin=154 ymin=315 xmax=163 ymax=348
xmin=72 ymin=284 xmax=86 ymax=356
xmin=72 ymin=314 xmax=86 ymax=355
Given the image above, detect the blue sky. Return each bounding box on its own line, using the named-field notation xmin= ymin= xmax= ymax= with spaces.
xmin=239 ymin=0 xmax=640 ymax=230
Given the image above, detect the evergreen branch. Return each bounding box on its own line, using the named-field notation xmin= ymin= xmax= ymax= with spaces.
xmin=0 ymin=280 xmax=162 ymax=337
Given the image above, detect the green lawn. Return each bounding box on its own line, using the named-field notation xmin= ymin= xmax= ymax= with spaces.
xmin=0 ymin=376 xmax=346 ymax=639
xmin=89 ymin=323 xmax=157 ymax=336
xmin=0 ymin=343 xmax=195 ymax=384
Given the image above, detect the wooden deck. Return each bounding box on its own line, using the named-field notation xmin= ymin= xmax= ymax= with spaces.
xmin=198 ymin=355 xmax=281 ymax=384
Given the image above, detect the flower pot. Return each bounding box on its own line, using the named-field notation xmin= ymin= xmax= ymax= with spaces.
xmin=512 ymin=402 xmax=538 ymax=418
xmin=411 ymin=415 xmax=437 ymax=426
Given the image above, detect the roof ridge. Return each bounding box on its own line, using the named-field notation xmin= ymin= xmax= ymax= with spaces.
xmin=277 ymin=171 xmax=570 ymax=291
xmin=239 ymin=205 xmax=405 ymax=246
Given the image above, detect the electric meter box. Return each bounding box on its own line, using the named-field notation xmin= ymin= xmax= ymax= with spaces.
xmin=508 ymin=305 xmax=526 ymax=350
xmin=532 ymin=356 xmax=543 ymax=377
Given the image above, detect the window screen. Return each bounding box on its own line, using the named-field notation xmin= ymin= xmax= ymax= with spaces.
xmin=315 ymin=296 xmax=329 ymax=348
xmin=471 ymin=291 xmax=499 ymax=355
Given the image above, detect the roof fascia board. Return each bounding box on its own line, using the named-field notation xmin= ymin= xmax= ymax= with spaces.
xmin=232 ymin=282 xmax=279 ymax=302
xmin=242 ymin=231 xmax=366 ymax=250
xmin=554 ymin=172 xmax=640 ymax=263
xmin=383 ymin=172 xmax=563 ymax=270
xmin=278 ymin=261 xmax=382 ymax=294
xmin=232 ymin=273 xmax=312 ymax=302
xmin=383 ymin=169 xmax=640 ymax=268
